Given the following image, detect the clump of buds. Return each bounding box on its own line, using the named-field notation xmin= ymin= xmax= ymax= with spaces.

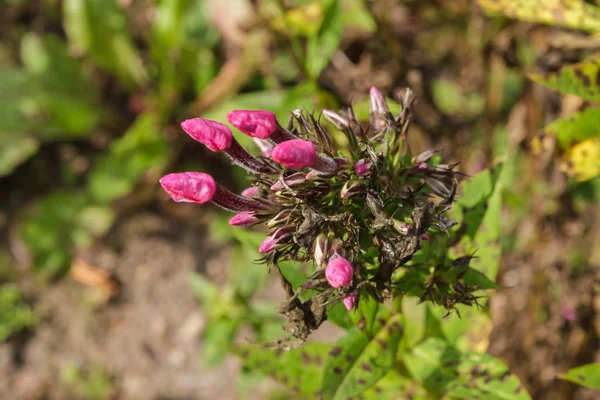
xmin=160 ymin=88 xmax=479 ymax=342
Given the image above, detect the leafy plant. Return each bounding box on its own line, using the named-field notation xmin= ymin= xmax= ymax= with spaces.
xmin=0 ymin=284 xmax=37 ymax=341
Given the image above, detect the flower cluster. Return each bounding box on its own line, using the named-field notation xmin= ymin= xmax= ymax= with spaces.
xmin=160 ymin=88 xmax=471 ymax=341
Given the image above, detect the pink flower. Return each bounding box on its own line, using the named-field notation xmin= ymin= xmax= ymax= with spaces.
xmin=159 ymin=172 xmax=216 ymax=204
xmin=227 ymin=110 xmax=277 ymax=139
xmin=180 ymin=118 xmax=232 ymax=152
xmin=258 ymin=228 xmax=290 ymax=253
xmin=229 ymin=211 xmax=259 ymax=226
xmin=325 ymin=257 xmax=353 ymax=288
xmin=272 ymin=139 xmax=316 ymax=170
xmin=241 ymin=186 xmax=260 ymax=198
xmin=343 ymin=293 xmax=358 ymax=311
xmin=355 ymin=159 xmax=372 ymax=176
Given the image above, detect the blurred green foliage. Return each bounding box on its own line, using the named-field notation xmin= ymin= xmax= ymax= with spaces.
xmin=0 ymin=284 xmax=37 ymax=341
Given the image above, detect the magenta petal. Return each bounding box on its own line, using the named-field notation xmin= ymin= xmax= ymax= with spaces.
xmin=180 ymin=118 xmax=232 ymax=152
xmin=241 ymin=186 xmax=260 ymax=198
xmin=159 ymin=172 xmax=216 ymax=204
xmin=343 ymin=293 xmax=358 ymax=311
xmin=325 ymin=257 xmax=353 ymax=288
xmin=227 ymin=110 xmax=277 ymax=139
xmin=355 ymin=159 xmax=372 ymax=176
xmin=229 ymin=211 xmax=259 ymax=226
xmin=271 ymin=139 xmax=316 ymax=170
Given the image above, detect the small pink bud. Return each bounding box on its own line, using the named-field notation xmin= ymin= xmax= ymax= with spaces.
xmin=562 ymin=307 xmax=576 ymax=322
xmin=325 ymin=257 xmax=353 ymax=288
xmin=370 ymin=87 xmax=389 ymax=132
xmin=421 ymin=233 xmax=430 ymax=240
xmin=180 ymin=118 xmax=232 ymax=152
xmin=159 ymin=172 xmax=216 ymax=204
xmin=241 ymin=186 xmax=260 ymax=198
xmin=229 ymin=211 xmax=259 ymax=226
xmin=414 ymin=149 xmax=436 ymax=164
xmin=258 ymin=228 xmax=290 ymax=253
xmin=272 ymin=139 xmax=316 ymax=170
xmin=416 ymin=162 xmax=428 ymax=170
xmin=343 ymin=293 xmax=358 ymax=311
xmin=227 ymin=110 xmax=277 ymax=139
xmin=355 ymin=159 xmax=372 ymax=176
xmin=322 ymin=109 xmax=349 ymax=130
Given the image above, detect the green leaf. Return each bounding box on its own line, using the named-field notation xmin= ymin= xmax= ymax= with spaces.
xmin=234 ymin=342 xmax=331 ymax=397
xmin=0 ymin=284 xmax=37 ymax=341
xmin=20 ymin=33 xmax=101 ymax=137
xmin=478 ymin=0 xmax=600 ymax=32
xmin=530 ymin=58 xmax=600 ymax=101
xmin=361 ymin=370 xmax=427 ymax=399
xmin=321 ymin=314 xmax=404 ymax=400
xmin=189 ymin=272 xmax=219 ymax=305
xmin=403 ymin=338 xmax=531 ymax=399
xmin=545 ymin=108 xmax=600 ymax=150
xmin=277 ymin=260 xmax=308 ymax=291
xmin=63 ymin=0 xmax=148 ymax=87
xmin=559 ymin=363 xmax=600 ymax=389
xmin=202 ymin=318 xmax=239 ymax=367
xmin=87 ymin=114 xmax=170 ymax=203
xmin=432 ymin=79 xmax=485 ymax=118
xmin=326 ymin=301 xmax=353 ymax=330
xmin=18 ymin=191 xmax=115 ymax=278
xmin=0 ymin=134 xmax=38 ymax=177
xmin=305 ymin=0 xmax=342 ymax=79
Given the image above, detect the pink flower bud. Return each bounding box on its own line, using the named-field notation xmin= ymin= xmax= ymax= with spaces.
xmin=322 ymin=109 xmax=350 ymax=130
xmin=271 ymin=139 xmax=316 ymax=170
xmin=227 ymin=110 xmax=277 ymax=139
xmin=325 ymin=257 xmax=353 ymax=288
xmin=241 ymin=186 xmax=260 ymax=198
xmin=258 ymin=228 xmax=290 ymax=253
xmin=416 ymin=162 xmax=428 ymax=171
xmin=180 ymin=118 xmax=232 ymax=152
xmin=343 ymin=293 xmax=358 ymax=311
xmin=369 ymin=87 xmax=389 ymax=132
xmin=159 ymin=172 xmax=216 ymax=204
xmin=355 ymin=159 xmax=372 ymax=176
xmin=229 ymin=211 xmax=259 ymax=226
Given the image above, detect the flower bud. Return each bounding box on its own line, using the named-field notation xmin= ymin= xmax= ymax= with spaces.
xmin=413 ymin=149 xmax=436 ymax=164
xmin=180 ymin=118 xmax=232 ymax=152
xmin=259 ymin=227 xmax=290 ymax=253
xmin=270 ymin=172 xmax=307 ymax=191
xmin=272 ymin=139 xmax=316 ymax=170
xmin=325 ymin=257 xmax=353 ymax=288
xmin=322 ymin=109 xmax=350 ymax=130
xmin=159 ymin=172 xmax=216 ymax=204
xmin=393 ymin=221 xmax=410 ymax=235
xmin=369 ymin=87 xmax=389 ymax=132
xmin=227 ymin=110 xmax=277 ymax=139
xmin=241 ymin=186 xmax=260 ymax=198
xmin=313 ymin=234 xmax=329 ymax=268
xmin=229 ymin=211 xmax=259 ymax=226
xmin=355 ymin=159 xmax=372 ymax=176
xmin=266 ymin=209 xmax=291 ymax=228
xmin=341 ymin=180 xmax=362 ymax=199
xmin=343 ymin=293 xmax=358 ymax=311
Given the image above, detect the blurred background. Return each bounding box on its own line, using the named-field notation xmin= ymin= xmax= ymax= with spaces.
xmin=0 ymin=0 xmax=599 ymax=399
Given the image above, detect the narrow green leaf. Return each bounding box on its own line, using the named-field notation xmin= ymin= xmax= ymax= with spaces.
xmin=321 ymin=314 xmax=404 ymax=400
xmin=63 ymin=0 xmax=148 ymax=87
xmin=559 ymin=363 xmax=600 ymax=389
xmin=305 ymin=0 xmax=342 ymax=79
xmin=530 ymin=58 xmax=600 ymax=101
xmin=478 ymin=0 xmax=600 ymax=32
xmin=202 ymin=318 xmax=239 ymax=367
xmin=234 ymin=342 xmax=331 ymax=397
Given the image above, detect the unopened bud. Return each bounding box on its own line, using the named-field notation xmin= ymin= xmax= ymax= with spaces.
xmin=322 ymin=109 xmax=349 ymax=130
xmin=266 ymin=209 xmax=291 ymax=228
xmin=241 ymin=186 xmax=260 ymax=198
xmin=343 ymin=293 xmax=358 ymax=311
xmin=313 ymin=234 xmax=329 ymax=268
xmin=393 ymin=221 xmax=410 ymax=235
xmin=227 ymin=110 xmax=277 ymax=139
xmin=272 ymin=139 xmax=316 ymax=170
xmin=355 ymin=159 xmax=372 ymax=176
xmin=341 ymin=180 xmax=362 ymax=199
xmin=413 ymin=149 xmax=436 ymax=164
xmin=159 ymin=172 xmax=216 ymax=204
xmin=181 ymin=118 xmax=232 ymax=152
xmin=325 ymin=257 xmax=353 ymax=288
xmin=369 ymin=87 xmax=389 ymax=132
xmin=258 ymin=227 xmax=290 ymax=253
xmin=229 ymin=211 xmax=259 ymax=226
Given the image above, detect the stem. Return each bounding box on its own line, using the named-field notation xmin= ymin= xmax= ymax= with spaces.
xmin=226 ymin=140 xmax=278 ymax=174
xmin=213 ymin=185 xmax=272 ymax=212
